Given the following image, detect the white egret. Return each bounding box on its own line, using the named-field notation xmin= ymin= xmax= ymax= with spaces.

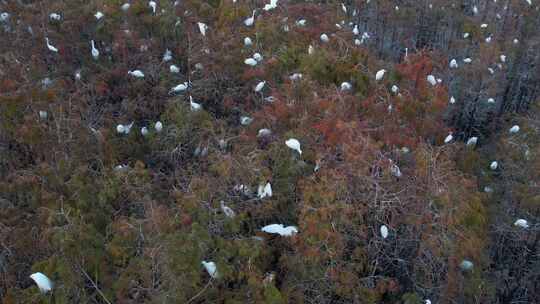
xmin=263 ymin=0 xmax=278 ymax=11
xmin=201 ymin=261 xmax=219 ymax=278
xmin=116 ymin=122 xmax=133 ymax=134
xmin=244 ymin=58 xmax=257 ymax=66
xmin=149 ymin=1 xmax=157 ymax=14
xmin=295 ymin=19 xmax=306 ymax=26
xmin=190 ymin=96 xmax=201 ymax=111
xmin=524 ymin=0 xmax=532 ymax=5
xmin=95 ymin=11 xmax=104 ymax=20
xmin=254 ymin=81 xmax=266 ymax=92
xmin=90 ymin=40 xmax=99 ymax=60
xmin=500 ymin=55 xmax=506 ymax=63
xmin=463 ymin=32 xmax=470 ymax=38
xmin=121 ymin=3 xmax=131 ymax=11
xmin=141 ymin=127 xmax=149 ymax=136
xmin=425 ymin=300 xmax=432 ymax=304
xmin=128 ymin=70 xmax=145 ymax=78
xmin=480 ymin=23 xmax=488 ymax=28
xmin=49 ymin=13 xmax=61 ymax=21
xmin=463 ymin=58 xmax=472 ymax=63
xmin=244 ymin=10 xmax=255 ymax=26
xmin=375 ymin=69 xmax=386 ymax=81
xmin=390 ymin=163 xmax=402 ymax=177
xmin=197 ymin=22 xmax=208 ymax=36
xmin=514 ymin=219 xmax=529 ymax=228
xmin=426 ymin=75 xmax=437 ymax=86
xmin=39 ymin=110 xmax=48 ymax=119
xmin=45 ymin=37 xmax=58 ymax=53
xmin=240 ymin=116 xmax=253 ymax=125
xmin=289 ymin=73 xmax=303 ymax=81
xmin=170 ymin=82 xmax=188 ymax=93
xmin=513 ymin=38 xmax=519 ymax=44
xmin=285 ymin=138 xmax=302 ymax=155
xmin=473 ymin=5 xmax=478 ymax=15
xmin=257 ymin=128 xmax=272 ymax=137
xmin=460 ymin=260 xmax=474 ymax=271
xmin=244 ymin=37 xmax=252 ymax=47
xmin=352 ymin=24 xmax=359 ymax=35
xmin=261 ymin=224 xmax=298 ymax=236
xmin=258 ymin=182 xmax=272 ymax=199
xmin=220 ymin=201 xmax=235 ymax=218
xmin=466 ymin=136 xmax=478 ymax=146
xmin=75 ymin=70 xmax=81 ymax=80
xmin=253 ymin=53 xmax=263 ymax=62
xmin=155 ymin=121 xmax=163 ymax=132
xmin=449 ymin=59 xmax=458 ymax=68
xmin=380 ymin=225 xmax=389 ymax=239
xmin=444 ymin=133 xmax=453 ymax=143
xmin=450 ymin=96 xmax=456 ymax=104
xmin=320 ymin=33 xmax=329 ymax=43
xmin=485 ymin=36 xmax=492 ymax=43
xmin=0 ymin=12 xmax=10 ymax=22
xmin=391 ymin=85 xmax=399 ymax=94
xmin=509 ymin=125 xmax=520 ymax=134
xmin=490 ymin=161 xmax=498 ymax=170
xmin=360 ymin=32 xmax=371 ymax=44
xmin=488 ymin=67 xmax=495 ymax=74
xmin=169 ymin=64 xmax=180 ymax=73
xmin=341 ymin=3 xmax=347 ymax=13
xmin=163 ymin=49 xmax=172 ymax=62
xmin=340 ymin=82 xmax=352 ymax=91
xmin=484 ymin=186 xmax=494 ymax=193
xmin=29 ymin=272 xmax=53 ymax=294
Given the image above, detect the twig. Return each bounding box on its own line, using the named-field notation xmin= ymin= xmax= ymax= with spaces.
xmin=186 ymin=279 xmax=212 ymax=304
xmin=78 ymin=265 xmax=112 ymax=304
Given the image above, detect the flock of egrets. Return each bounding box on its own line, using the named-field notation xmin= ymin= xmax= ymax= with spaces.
xmin=4 ymin=0 xmax=533 ymax=297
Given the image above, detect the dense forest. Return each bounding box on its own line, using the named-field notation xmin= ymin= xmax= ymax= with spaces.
xmin=0 ymin=0 xmax=539 ymax=303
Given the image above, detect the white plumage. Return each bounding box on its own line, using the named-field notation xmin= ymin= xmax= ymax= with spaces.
xmin=391 ymin=85 xmax=399 ymax=94
xmin=254 ymin=81 xmax=266 ymax=92
xmin=480 ymin=23 xmax=488 ymax=29
xmin=352 ymin=24 xmax=359 ymax=35
xmin=148 ymin=1 xmax=157 ymax=14
xmin=340 ymin=82 xmax=352 ymax=91
xmin=449 ymin=96 xmax=456 ymax=104
xmin=490 ymin=161 xmax=498 ymax=170
xmin=39 ymin=110 xmax=48 ymax=120
xmin=258 ymin=182 xmax=272 ymax=199
xmin=141 ymin=127 xmax=149 ymax=136
xmin=154 ymin=121 xmax=163 ymax=132
xmin=128 ymin=70 xmax=145 ymax=78
xmin=263 ymin=0 xmax=278 ymax=11
xmin=285 ymin=138 xmax=302 ymax=155
xmin=514 ymin=219 xmax=529 ymax=228
xmin=49 ymin=13 xmax=61 ymax=21
xmin=320 ymin=33 xmax=329 ymax=43
xmin=466 ymin=136 xmax=478 ymax=146
xmin=289 ymin=73 xmax=303 ymax=81
xmin=220 ymin=201 xmax=235 ymax=218
xmin=463 ymin=58 xmax=472 ymax=63
xmin=45 ymin=37 xmax=58 ymax=53
xmin=390 ymin=163 xmax=402 ymax=177
xmin=509 ymin=125 xmax=520 ymax=134
xmin=449 ymin=59 xmax=458 ymax=69
xmin=380 ymin=225 xmax=389 ymax=239
xmin=240 ymin=116 xmax=253 ymax=125
xmin=170 ymin=82 xmax=188 ymax=94
xmin=197 ymin=22 xmax=208 ymax=36
xmin=190 ymin=96 xmax=202 ymax=111
xmin=163 ymin=49 xmax=173 ymax=62
xmin=29 ymin=272 xmax=53 ymax=294
xmin=262 ymin=224 xmax=298 ymax=236
xmin=426 ymin=75 xmax=437 ymax=86
xmin=169 ymin=64 xmax=180 ymax=73
xmin=244 ymin=10 xmax=255 ymax=26
xmin=244 ymin=58 xmax=257 ymax=66
xmin=121 ymin=3 xmax=131 ymax=11
xmin=257 ymin=128 xmax=272 ymax=137
xmin=296 ymin=19 xmax=306 ymax=27
xmin=444 ymin=133 xmax=453 ymax=144
xmin=253 ymin=53 xmax=263 ymax=62
xmin=95 ymin=11 xmax=104 ymax=20
xmin=90 ymin=40 xmax=99 ymax=60
xmin=375 ymin=69 xmax=386 ymax=81
xmin=244 ymin=37 xmax=252 ymax=46
xmin=460 ymin=260 xmax=474 ymax=271
xmin=487 ymin=98 xmax=495 ymax=104
xmin=201 ymin=261 xmax=219 ymax=278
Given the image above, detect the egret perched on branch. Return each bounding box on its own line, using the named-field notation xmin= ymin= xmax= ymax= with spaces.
xmin=426 ymin=75 xmax=437 ymax=86
xmin=201 ymin=261 xmax=219 ymax=278
xmin=244 ymin=58 xmax=257 ymax=66
xmin=258 ymin=128 xmax=271 ymax=137
xmin=487 ymin=98 xmax=495 ymax=104
xmin=352 ymin=24 xmax=359 ymax=35
xmin=49 ymin=13 xmax=61 ymax=21
xmin=163 ymin=49 xmax=172 ymax=62
xmin=444 ymin=133 xmax=453 ymax=144
xmin=190 ymin=96 xmax=201 ymax=111
xmin=128 ymin=70 xmax=145 ymax=78
xmin=466 ymin=137 xmax=478 ymax=146
xmin=0 ymin=12 xmax=10 ymax=22
xmin=117 ymin=122 xmax=134 ymax=134
xmin=220 ymin=201 xmax=235 ymax=218
xmin=391 ymin=85 xmax=399 ymax=94
xmin=244 ymin=10 xmax=256 ymax=26
xmin=463 ymin=58 xmax=472 ymax=63
xmin=289 ymin=73 xmax=303 ymax=81
xmin=262 ymin=224 xmax=298 ymax=236
xmin=390 ymin=163 xmax=402 ymax=177
xmin=295 ymin=19 xmax=306 ymax=26
xmin=30 ymin=272 xmax=53 ymax=294
xmin=449 ymin=59 xmax=458 ymax=69
xmin=154 ymin=121 xmax=163 ymax=132
xmin=148 ymin=1 xmax=157 ymax=14
xmin=514 ymin=219 xmax=529 ymax=228
xmin=170 ymin=82 xmax=188 ymax=94
xmin=45 ymin=37 xmax=58 ymax=53
xmin=500 ymin=55 xmax=506 ymax=63
xmin=240 ymin=116 xmax=253 ymax=126
xmin=320 ymin=33 xmax=329 ymax=43
xmin=39 ymin=110 xmax=48 ymax=119
xmin=340 ymin=82 xmax=352 ymax=91
xmin=263 ymin=0 xmax=278 ymax=11
xmin=449 ymin=96 xmax=456 ymax=104
xmin=90 ymin=40 xmax=99 ymax=60
xmin=286 ymin=138 xmax=302 ymax=155
xmin=141 ymin=127 xmax=149 ymax=136
xmin=95 ymin=11 xmax=104 ymax=20
xmin=198 ymin=22 xmax=208 ymax=36
xmin=244 ymin=37 xmax=253 ymax=47
xmin=480 ymin=23 xmax=488 ymax=28
xmin=121 ymin=3 xmax=131 ymax=11
xmin=253 ymin=53 xmax=263 ymax=62
xmin=258 ymin=182 xmax=272 ymax=199
xmin=489 ymin=161 xmax=498 ymax=170
xmin=169 ymin=64 xmax=180 ymax=73
xmin=375 ymin=69 xmax=386 ymax=81
xmin=254 ymin=81 xmax=266 ymax=92
xmin=460 ymin=260 xmax=474 ymax=271
xmin=509 ymin=125 xmax=520 ymax=134
xmin=380 ymin=225 xmax=389 ymax=239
